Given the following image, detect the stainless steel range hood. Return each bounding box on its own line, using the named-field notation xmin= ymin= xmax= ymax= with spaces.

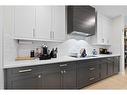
xmin=71 ymin=31 xmax=93 ymax=37
xmin=67 ymin=6 xmax=96 ymax=37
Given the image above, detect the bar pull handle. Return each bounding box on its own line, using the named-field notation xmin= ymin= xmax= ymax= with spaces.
xmin=60 ymin=64 xmax=67 ymax=67
xmin=19 ymin=69 xmax=32 ymax=73
xmin=33 ymin=28 xmax=35 ymax=37
xmin=89 ymin=68 xmax=95 ymax=71
xmin=38 ymin=75 xmax=42 ymax=78
xmin=89 ymin=77 xmax=95 ymax=81
xmin=61 ymin=71 xmax=64 ymax=74
xmin=63 ymin=70 xmax=66 ymax=73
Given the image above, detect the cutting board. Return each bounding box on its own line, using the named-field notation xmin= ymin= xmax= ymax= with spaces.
xmin=15 ymin=56 xmax=34 ymax=61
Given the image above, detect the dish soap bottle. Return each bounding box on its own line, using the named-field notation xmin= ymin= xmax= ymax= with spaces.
xmin=92 ymin=49 xmax=97 ymax=55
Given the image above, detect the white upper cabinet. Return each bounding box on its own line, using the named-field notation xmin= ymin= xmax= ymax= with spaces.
xmin=52 ymin=6 xmax=65 ymax=41
xmin=94 ymin=12 xmax=112 ymax=45
xmin=13 ymin=6 xmax=66 ymax=42
xmin=36 ymin=6 xmax=52 ymax=40
xmin=102 ymin=16 xmax=112 ymax=45
xmin=14 ymin=7 xmax=35 ymax=39
xmin=96 ymin=13 xmax=103 ymax=44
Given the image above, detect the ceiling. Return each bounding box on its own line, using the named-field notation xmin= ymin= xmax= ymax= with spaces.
xmin=93 ymin=6 xmax=127 ymax=19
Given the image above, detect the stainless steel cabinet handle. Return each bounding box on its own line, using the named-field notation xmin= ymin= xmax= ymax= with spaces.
xmin=53 ymin=32 xmax=54 ymax=39
xmin=60 ymin=64 xmax=67 ymax=67
xmin=50 ymin=31 xmax=52 ymax=39
xmin=107 ymin=40 xmax=109 ymax=43
xmin=33 ymin=28 xmax=35 ymax=37
xmin=102 ymin=39 xmax=104 ymax=43
xmin=38 ymin=75 xmax=41 ymax=78
xmin=89 ymin=77 xmax=95 ymax=81
xmin=18 ymin=69 xmax=32 ymax=73
xmin=61 ymin=71 xmax=64 ymax=74
xmin=89 ymin=68 xmax=95 ymax=71
xmin=107 ymin=58 xmax=111 ymax=60
xmin=63 ymin=70 xmax=66 ymax=73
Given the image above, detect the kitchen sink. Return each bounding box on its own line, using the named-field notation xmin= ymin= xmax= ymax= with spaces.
xmin=85 ymin=55 xmax=98 ymax=57
xmin=70 ymin=55 xmax=98 ymax=58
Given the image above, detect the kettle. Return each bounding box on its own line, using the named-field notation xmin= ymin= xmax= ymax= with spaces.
xmin=50 ymin=48 xmax=58 ymax=58
xmin=80 ymin=48 xmax=87 ymax=57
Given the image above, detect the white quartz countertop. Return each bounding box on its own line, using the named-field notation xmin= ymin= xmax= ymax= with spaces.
xmin=3 ymin=54 xmax=120 ymax=69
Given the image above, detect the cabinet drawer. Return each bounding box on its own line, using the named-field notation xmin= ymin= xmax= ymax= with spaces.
xmin=43 ymin=63 xmax=60 ymax=73
xmin=105 ymin=57 xmax=114 ymax=63
xmin=86 ymin=64 xmax=100 ymax=82
xmin=7 ymin=72 xmax=43 ymax=89
xmin=87 ymin=73 xmax=100 ymax=85
xmin=77 ymin=72 xmax=100 ymax=88
xmin=78 ymin=59 xmax=100 ymax=67
xmin=59 ymin=61 xmax=76 ymax=70
xmin=88 ymin=65 xmax=100 ymax=77
xmin=6 ymin=65 xmax=42 ymax=77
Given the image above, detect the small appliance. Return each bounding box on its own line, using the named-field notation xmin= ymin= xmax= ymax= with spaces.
xmin=39 ymin=44 xmax=51 ymax=60
xmin=99 ymin=48 xmax=112 ymax=54
xmin=80 ymin=48 xmax=87 ymax=57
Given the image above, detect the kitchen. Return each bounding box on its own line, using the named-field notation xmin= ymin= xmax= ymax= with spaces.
xmin=0 ymin=5 xmax=125 ymax=89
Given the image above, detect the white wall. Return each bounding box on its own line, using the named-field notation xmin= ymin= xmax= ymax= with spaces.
xmin=124 ymin=16 xmax=127 ymax=28
xmin=0 ymin=7 xmax=3 ymax=89
xmin=3 ymin=7 xmax=18 ymax=66
xmin=109 ymin=15 xmax=124 ymax=74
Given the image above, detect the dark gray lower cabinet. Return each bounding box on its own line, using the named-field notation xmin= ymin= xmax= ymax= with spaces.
xmin=77 ymin=64 xmax=89 ymax=88
xmin=100 ymin=61 xmax=108 ymax=79
xmin=43 ymin=71 xmax=61 ymax=89
xmin=4 ymin=65 xmax=43 ymax=89
xmin=4 ymin=56 xmax=120 ymax=89
xmin=60 ymin=62 xmax=76 ymax=89
xmin=100 ymin=57 xmax=120 ymax=80
xmin=9 ymin=73 xmax=42 ymax=89
xmin=42 ymin=63 xmax=61 ymax=89
xmin=62 ymin=68 xmax=76 ymax=89
xmin=114 ymin=57 xmax=120 ymax=74
xmin=4 ymin=62 xmax=76 ymax=89
xmin=77 ymin=60 xmax=100 ymax=88
xmin=43 ymin=65 xmax=61 ymax=89
xmin=43 ymin=62 xmax=76 ymax=89
xmin=107 ymin=58 xmax=114 ymax=76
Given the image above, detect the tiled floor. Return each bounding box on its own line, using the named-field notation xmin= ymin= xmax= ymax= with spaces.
xmin=84 ymin=69 xmax=127 ymax=89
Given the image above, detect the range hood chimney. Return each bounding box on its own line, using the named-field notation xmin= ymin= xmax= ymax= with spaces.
xmin=67 ymin=6 xmax=96 ymax=37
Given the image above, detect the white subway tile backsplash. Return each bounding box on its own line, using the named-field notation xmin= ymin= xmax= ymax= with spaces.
xmin=17 ymin=35 xmax=108 ymax=57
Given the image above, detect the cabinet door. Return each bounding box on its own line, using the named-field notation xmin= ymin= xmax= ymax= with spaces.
xmin=103 ymin=16 xmax=112 ymax=45
xmin=0 ymin=8 xmax=3 ymax=89
xmin=107 ymin=58 xmax=114 ymax=76
xmin=96 ymin=12 xmax=112 ymax=45
xmin=59 ymin=62 xmax=76 ymax=89
xmin=36 ymin=6 xmax=52 ymax=40
xmin=97 ymin=13 xmax=104 ymax=44
xmin=52 ymin=6 xmax=66 ymax=41
xmin=114 ymin=57 xmax=120 ymax=74
xmin=77 ymin=65 xmax=89 ymax=88
xmin=14 ymin=7 xmax=35 ymax=38
xmin=77 ymin=60 xmax=92 ymax=88
xmin=100 ymin=60 xmax=108 ymax=79
xmin=62 ymin=68 xmax=76 ymax=89
xmin=106 ymin=19 xmax=112 ymax=45
xmin=77 ymin=60 xmax=100 ymax=88
xmin=9 ymin=73 xmax=43 ymax=89
xmin=108 ymin=63 xmax=114 ymax=76
xmin=43 ymin=64 xmax=61 ymax=89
